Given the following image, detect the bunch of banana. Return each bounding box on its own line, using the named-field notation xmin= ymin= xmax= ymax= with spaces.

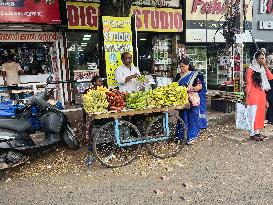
xmin=96 ymin=86 xmax=108 ymax=93
xmin=126 ymin=91 xmax=148 ymax=109
xmin=137 ymin=75 xmax=147 ymax=83
xmin=83 ymin=88 xmax=109 ymax=113
xmin=147 ymin=82 xmax=189 ymax=108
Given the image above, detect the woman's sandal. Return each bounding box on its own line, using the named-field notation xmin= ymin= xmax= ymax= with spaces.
xmin=256 ymin=134 xmax=267 ymax=141
xmin=186 ymin=139 xmax=197 ymax=145
xmin=250 ymin=135 xmax=263 ymax=142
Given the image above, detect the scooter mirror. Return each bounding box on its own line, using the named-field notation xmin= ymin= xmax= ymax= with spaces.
xmin=47 ymin=76 xmax=53 ymax=83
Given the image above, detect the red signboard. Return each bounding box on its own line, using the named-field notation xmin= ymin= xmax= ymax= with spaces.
xmin=130 ymin=6 xmax=183 ymax=32
xmin=0 ymin=0 xmax=61 ymax=24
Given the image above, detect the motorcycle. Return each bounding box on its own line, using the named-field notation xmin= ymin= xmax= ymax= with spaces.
xmin=0 ymin=88 xmax=79 ymax=170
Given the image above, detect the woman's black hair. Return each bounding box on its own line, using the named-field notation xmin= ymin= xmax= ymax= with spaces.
xmin=178 ymin=57 xmax=190 ymax=66
xmin=7 ymin=55 xmax=14 ymax=62
xmin=252 ymin=71 xmax=262 ymax=88
xmin=91 ymin=75 xmax=101 ymax=84
xmin=252 ymin=51 xmax=265 ymax=88
xmin=255 ymin=50 xmax=265 ymax=59
xmin=189 ymin=64 xmax=195 ymax=71
xmin=268 ymin=47 xmax=273 ymax=54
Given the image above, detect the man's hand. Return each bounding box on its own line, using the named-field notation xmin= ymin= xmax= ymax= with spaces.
xmin=125 ymin=73 xmax=139 ymax=83
xmin=132 ymin=73 xmax=139 ymax=79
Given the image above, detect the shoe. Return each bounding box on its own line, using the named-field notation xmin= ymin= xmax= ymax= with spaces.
xmin=256 ymin=133 xmax=267 ymax=141
xmin=186 ymin=139 xmax=197 ymax=145
xmin=250 ymin=135 xmax=262 ymax=142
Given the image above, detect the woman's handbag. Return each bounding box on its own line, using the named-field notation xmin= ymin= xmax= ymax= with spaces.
xmin=186 ymin=71 xmax=201 ymax=107
xmin=236 ymin=103 xmax=257 ymax=133
xmin=188 ymin=92 xmax=200 ymax=107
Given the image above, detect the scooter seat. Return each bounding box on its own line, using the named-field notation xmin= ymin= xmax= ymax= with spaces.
xmin=0 ymin=119 xmax=32 ymax=132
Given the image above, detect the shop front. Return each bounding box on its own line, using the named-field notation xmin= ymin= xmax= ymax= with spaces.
xmin=185 ymin=0 xmax=253 ymax=90
xmin=0 ymin=31 xmax=65 ymax=103
xmin=0 ymin=0 xmax=68 ymax=105
xmin=66 ymin=1 xmax=100 ymax=104
xmin=252 ymin=0 xmax=273 ymax=54
xmin=130 ymin=1 xmax=183 ymax=84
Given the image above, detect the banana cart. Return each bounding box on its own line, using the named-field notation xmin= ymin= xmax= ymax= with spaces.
xmin=86 ymin=104 xmax=190 ymax=168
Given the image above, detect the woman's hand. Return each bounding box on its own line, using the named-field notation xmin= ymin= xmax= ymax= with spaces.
xmin=187 ymin=86 xmax=194 ymax=92
xmin=266 ymin=101 xmax=269 ymax=109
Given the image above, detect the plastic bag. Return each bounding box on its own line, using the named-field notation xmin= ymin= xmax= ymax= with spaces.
xmin=236 ymin=103 xmax=257 ymax=133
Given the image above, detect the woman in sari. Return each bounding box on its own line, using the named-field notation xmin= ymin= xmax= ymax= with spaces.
xmin=175 ymin=57 xmax=207 ymax=144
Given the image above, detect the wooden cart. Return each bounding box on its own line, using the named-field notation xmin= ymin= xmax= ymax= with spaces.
xmin=86 ymin=104 xmax=190 ymax=168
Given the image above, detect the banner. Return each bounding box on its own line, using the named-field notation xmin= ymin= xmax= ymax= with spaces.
xmin=130 ymin=6 xmax=183 ymax=32
xmin=66 ymin=2 xmax=99 ymax=30
xmin=132 ymin=0 xmax=180 ymax=8
xmin=0 ymin=32 xmax=61 ymax=42
xmin=0 ymin=0 xmax=60 ymax=24
xmin=102 ymin=16 xmax=133 ymax=87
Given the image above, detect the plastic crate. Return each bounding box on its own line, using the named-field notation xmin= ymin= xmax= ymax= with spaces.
xmin=211 ymin=99 xmax=236 ymax=113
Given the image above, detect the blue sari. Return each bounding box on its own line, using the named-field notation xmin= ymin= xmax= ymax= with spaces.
xmin=177 ymin=71 xmax=207 ymax=143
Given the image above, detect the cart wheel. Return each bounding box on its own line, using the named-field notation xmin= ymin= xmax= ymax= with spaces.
xmin=145 ymin=114 xmax=187 ymax=159
xmin=93 ymin=120 xmax=140 ymax=168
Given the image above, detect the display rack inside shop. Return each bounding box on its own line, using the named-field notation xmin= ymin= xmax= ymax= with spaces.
xmin=210 ymin=91 xmax=243 ymax=113
xmin=152 ymin=37 xmax=173 ymax=77
xmin=187 ymin=47 xmax=207 ymax=87
xmin=0 ymin=43 xmax=53 ymax=75
xmin=0 ymin=83 xmax=46 ymax=102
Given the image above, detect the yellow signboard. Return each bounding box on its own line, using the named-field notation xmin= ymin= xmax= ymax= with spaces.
xmin=130 ymin=6 xmax=183 ymax=32
xmin=102 ymin=16 xmax=134 ymax=87
xmin=66 ymin=2 xmax=99 ymax=30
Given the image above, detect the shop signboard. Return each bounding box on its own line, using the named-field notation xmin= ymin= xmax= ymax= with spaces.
xmin=74 ymin=70 xmax=98 ymax=93
xmin=0 ymin=31 xmax=61 ymax=42
xmin=71 ymin=0 xmax=99 ymax=2
xmin=66 ymin=2 xmax=99 ymax=30
xmin=0 ymin=0 xmax=60 ymax=24
xmin=74 ymin=70 xmax=98 ymax=81
xmin=185 ymin=0 xmax=253 ymax=43
xmin=132 ymin=0 xmax=180 ymax=8
xmin=102 ymin=16 xmax=134 ymax=87
xmin=252 ymin=0 xmax=273 ymax=42
xmin=130 ymin=6 xmax=183 ymax=32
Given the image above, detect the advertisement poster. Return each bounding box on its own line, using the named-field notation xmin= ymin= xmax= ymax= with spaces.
xmin=50 ymin=43 xmax=64 ymax=105
xmin=131 ymin=6 xmax=183 ymax=32
xmin=0 ymin=0 xmax=60 ymax=24
xmin=66 ymin=2 xmax=99 ymax=30
xmin=102 ymin=16 xmax=133 ymax=87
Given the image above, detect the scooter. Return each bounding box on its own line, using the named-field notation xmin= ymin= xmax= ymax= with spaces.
xmin=0 ymin=88 xmax=79 ymax=170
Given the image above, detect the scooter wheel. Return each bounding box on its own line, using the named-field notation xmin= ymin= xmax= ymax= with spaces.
xmin=0 ymin=151 xmax=29 ymax=170
xmin=63 ymin=126 xmax=79 ymax=150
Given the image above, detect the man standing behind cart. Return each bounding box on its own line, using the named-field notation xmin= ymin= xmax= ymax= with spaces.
xmin=115 ymin=52 xmax=140 ymax=92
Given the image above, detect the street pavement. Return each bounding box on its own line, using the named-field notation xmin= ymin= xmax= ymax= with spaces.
xmin=2 ymin=112 xmax=273 ymax=204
